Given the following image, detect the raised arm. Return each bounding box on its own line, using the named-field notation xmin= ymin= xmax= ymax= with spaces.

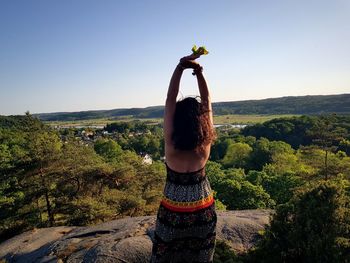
xmin=164 ymin=54 xmax=209 ymax=157
xmin=195 ymin=70 xmax=213 ymax=125
xmin=164 ymin=64 xmax=183 ymax=153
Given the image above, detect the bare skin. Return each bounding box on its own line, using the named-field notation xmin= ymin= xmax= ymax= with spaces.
xmin=164 ymin=54 xmax=213 ymax=173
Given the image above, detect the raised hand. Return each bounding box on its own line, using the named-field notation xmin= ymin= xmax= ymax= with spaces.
xmin=180 ymin=53 xmax=201 ymax=62
xmin=178 ymin=45 xmax=209 ymax=69
xmin=179 ymin=57 xmax=200 ymax=69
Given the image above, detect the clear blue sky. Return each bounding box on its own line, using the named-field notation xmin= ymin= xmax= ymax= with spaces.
xmin=1 ymin=0 xmax=349 ymax=115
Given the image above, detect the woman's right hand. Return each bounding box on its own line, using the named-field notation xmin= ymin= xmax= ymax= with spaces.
xmin=181 ymin=53 xmax=201 ymax=62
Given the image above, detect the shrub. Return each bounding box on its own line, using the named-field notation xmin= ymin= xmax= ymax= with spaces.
xmin=250 ymin=180 xmax=350 ymax=262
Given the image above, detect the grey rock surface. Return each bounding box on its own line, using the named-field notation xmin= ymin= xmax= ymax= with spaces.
xmin=0 ymin=210 xmax=271 ymax=263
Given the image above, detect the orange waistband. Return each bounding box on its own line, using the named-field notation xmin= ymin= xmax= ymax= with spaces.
xmin=161 ymin=193 xmax=214 ymax=212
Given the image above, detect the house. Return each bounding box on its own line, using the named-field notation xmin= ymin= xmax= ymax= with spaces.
xmin=142 ymin=154 xmax=153 ymax=165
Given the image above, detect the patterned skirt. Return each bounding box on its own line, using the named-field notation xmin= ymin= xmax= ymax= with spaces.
xmin=151 ymin=164 xmax=217 ymax=263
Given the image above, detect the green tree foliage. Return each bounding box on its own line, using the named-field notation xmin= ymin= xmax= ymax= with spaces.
xmin=210 ymin=138 xmax=233 ymax=161
xmin=94 ymin=138 xmax=123 ymax=161
xmin=206 ymin=162 xmax=275 ymax=209
xmin=222 ymin=142 xmax=252 ymax=169
xmin=243 ymin=115 xmax=350 ymax=151
xmin=297 ymin=146 xmax=350 ymax=180
xmin=206 ymin=161 xmax=226 ymax=190
xmin=105 ymin=121 xmax=132 ymax=133
xmin=2 ymin=111 xmax=350 ymax=259
xmin=339 ymin=138 xmax=350 ymax=156
xmin=247 ymin=170 xmax=303 ymax=205
xmin=251 ymin=180 xmax=350 ymax=262
xmin=306 ymin=115 xmax=348 ymax=180
xmin=242 ymin=115 xmax=316 ymax=148
xmin=0 ymin=115 xmax=166 ymax=241
xmin=0 ymin=115 xmax=60 ymax=238
xmin=105 ymin=120 xmax=149 ymax=134
xmin=213 ymin=240 xmax=239 ymax=263
xmin=248 ymin=138 xmax=295 ymax=171
xmin=104 ymin=121 xmax=163 ymax=159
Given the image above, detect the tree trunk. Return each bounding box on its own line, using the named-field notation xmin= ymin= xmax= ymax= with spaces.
xmin=324 ymin=150 xmax=328 ymax=180
xmin=44 ymin=190 xmax=54 ymax=226
xmin=99 ymin=180 xmax=104 ymax=195
xmin=36 ymin=199 xmax=43 ymax=224
xmin=40 ymin=166 xmax=55 ymax=226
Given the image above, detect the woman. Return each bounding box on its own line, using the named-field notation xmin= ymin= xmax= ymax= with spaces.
xmin=151 ymin=54 xmax=217 ymax=262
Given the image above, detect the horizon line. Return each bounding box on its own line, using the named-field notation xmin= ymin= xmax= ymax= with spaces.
xmin=2 ymin=92 xmax=350 ymax=117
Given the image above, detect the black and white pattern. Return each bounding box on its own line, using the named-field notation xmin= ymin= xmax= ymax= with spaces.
xmin=163 ymin=178 xmax=213 ymax=202
xmin=151 ymin=164 xmax=217 ymax=263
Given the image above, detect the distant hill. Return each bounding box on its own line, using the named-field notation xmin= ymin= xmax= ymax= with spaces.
xmin=213 ymin=94 xmax=350 ymax=115
xmin=34 ymin=94 xmax=350 ymax=121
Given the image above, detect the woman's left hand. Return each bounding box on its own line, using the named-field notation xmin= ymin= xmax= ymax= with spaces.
xmin=179 ymin=55 xmax=201 ymax=69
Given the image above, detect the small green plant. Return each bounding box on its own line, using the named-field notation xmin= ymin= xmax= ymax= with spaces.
xmin=191 ymin=45 xmax=209 ymax=56
xmin=213 ymin=240 xmax=238 ymax=262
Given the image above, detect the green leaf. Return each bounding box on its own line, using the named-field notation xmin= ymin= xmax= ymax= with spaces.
xmin=191 ymin=45 xmax=197 ymax=53
xmin=191 ymin=45 xmax=209 ymax=56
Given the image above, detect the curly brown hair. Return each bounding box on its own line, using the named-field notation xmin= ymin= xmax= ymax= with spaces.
xmin=172 ymin=97 xmax=216 ymax=151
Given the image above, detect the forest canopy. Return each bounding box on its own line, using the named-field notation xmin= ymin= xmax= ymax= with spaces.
xmin=1 ymin=113 xmax=350 ymax=260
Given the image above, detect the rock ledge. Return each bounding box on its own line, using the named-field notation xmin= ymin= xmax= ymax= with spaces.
xmin=0 ymin=210 xmax=271 ymax=263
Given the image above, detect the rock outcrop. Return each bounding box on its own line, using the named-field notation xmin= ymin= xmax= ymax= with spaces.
xmin=0 ymin=210 xmax=271 ymax=263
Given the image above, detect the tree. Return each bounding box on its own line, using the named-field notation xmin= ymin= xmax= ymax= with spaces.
xmin=247 ymin=170 xmax=303 ymax=205
xmin=210 ymin=138 xmax=232 ymax=161
xmin=206 ymin=161 xmax=226 ymax=190
xmin=252 ymin=180 xmax=350 ymax=262
xmin=242 ymin=115 xmax=317 ymax=148
xmin=307 ymin=115 xmax=348 ymax=180
xmin=222 ymin=142 xmax=252 ymax=169
xmin=104 ymin=122 xmax=131 ymax=133
xmin=25 ymin=130 xmax=62 ymax=226
xmin=94 ymin=138 xmax=123 ymax=161
xmin=209 ymin=167 xmax=275 ymax=210
xmin=248 ymin=138 xmax=294 ymax=171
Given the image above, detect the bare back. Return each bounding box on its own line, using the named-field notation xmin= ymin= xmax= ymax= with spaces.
xmin=165 ymin=144 xmax=211 ymax=173
xmin=164 ymin=58 xmax=213 ymax=173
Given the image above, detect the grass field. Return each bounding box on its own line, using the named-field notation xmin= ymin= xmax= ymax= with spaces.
xmin=45 ymin=114 xmax=298 ymax=128
xmin=45 ymin=116 xmax=162 ymax=128
xmin=213 ymin=114 xmax=298 ymax=124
